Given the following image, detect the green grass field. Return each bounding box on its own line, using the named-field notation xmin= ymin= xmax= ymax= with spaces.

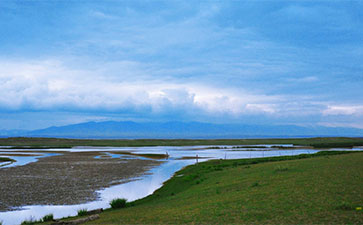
xmin=82 ymin=151 xmax=363 ymax=224
xmin=1 ymin=137 xmax=363 ymax=148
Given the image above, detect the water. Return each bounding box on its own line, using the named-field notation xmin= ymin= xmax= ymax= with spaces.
xmin=0 ymin=145 xmax=360 ymax=225
xmin=0 ymin=152 xmax=60 ymax=168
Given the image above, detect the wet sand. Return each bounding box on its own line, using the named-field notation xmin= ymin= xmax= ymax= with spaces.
xmin=0 ymin=151 xmax=162 ymax=211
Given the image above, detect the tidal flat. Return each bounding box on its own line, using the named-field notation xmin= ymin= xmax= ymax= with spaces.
xmin=0 ymin=151 xmax=162 ymax=211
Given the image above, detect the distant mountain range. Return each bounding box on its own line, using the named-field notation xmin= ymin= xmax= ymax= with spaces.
xmin=1 ymin=121 xmax=363 ymax=138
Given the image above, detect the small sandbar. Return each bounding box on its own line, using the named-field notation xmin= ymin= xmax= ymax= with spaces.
xmin=112 ymin=151 xmax=169 ymax=159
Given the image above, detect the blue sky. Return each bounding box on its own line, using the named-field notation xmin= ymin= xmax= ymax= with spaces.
xmin=0 ymin=0 xmax=362 ymax=130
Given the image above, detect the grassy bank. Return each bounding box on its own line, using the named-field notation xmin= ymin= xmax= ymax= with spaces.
xmin=0 ymin=137 xmax=362 ymax=148
xmin=81 ymin=151 xmax=363 ymax=224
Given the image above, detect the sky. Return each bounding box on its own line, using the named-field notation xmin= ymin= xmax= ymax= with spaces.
xmin=0 ymin=0 xmax=362 ymax=130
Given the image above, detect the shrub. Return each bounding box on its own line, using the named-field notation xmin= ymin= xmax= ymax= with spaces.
xmin=110 ymin=198 xmax=127 ymax=209
xmin=77 ymin=208 xmax=88 ymax=216
xmin=42 ymin=214 xmax=54 ymax=222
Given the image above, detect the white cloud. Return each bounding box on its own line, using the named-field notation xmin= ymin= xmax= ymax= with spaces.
xmin=323 ymin=105 xmax=363 ymax=116
xmin=1 ymin=58 xmax=361 ymax=130
xmin=0 ymin=59 xmax=283 ymax=117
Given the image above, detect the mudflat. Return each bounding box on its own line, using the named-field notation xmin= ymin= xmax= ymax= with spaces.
xmin=0 ymin=151 xmax=162 ymax=211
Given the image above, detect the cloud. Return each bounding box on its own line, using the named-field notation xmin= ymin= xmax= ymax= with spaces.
xmin=1 ymin=58 xmax=360 ymax=125
xmin=0 ymin=59 xmax=284 ymax=117
xmin=323 ymin=105 xmax=363 ymax=116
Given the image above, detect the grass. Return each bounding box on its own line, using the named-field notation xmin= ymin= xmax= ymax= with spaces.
xmin=41 ymin=214 xmax=53 ymax=222
xmin=83 ymin=151 xmax=363 ymax=224
xmin=21 ymin=217 xmax=40 ymax=225
xmin=274 ymin=165 xmax=290 ymax=172
xmin=0 ymin=137 xmax=362 ymax=148
xmin=77 ymin=208 xmax=88 ymax=216
xmin=110 ymin=198 xmax=127 ymax=209
xmin=20 ymin=214 xmax=54 ymax=224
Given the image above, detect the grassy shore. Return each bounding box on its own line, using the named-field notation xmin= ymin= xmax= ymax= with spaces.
xmin=0 ymin=137 xmax=363 ymax=148
xmin=78 ymin=151 xmax=363 ymax=224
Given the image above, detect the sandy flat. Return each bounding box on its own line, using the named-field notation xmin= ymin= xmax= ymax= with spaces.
xmin=0 ymin=151 xmax=162 ymax=211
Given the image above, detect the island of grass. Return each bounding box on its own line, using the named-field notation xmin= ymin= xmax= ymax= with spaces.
xmin=43 ymin=151 xmax=362 ymax=225
xmin=0 ymin=156 xmax=15 ymax=168
xmin=0 ymin=157 xmax=15 ymax=163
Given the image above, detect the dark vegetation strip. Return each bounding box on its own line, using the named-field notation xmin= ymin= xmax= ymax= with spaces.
xmin=0 ymin=157 xmax=15 ymax=162
xmin=0 ymin=153 xmax=43 ymax=157
xmin=7 ymin=146 xmax=73 ymax=149
xmin=0 ymin=137 xmax=363 ymax=148
xmin=177 ymin=156 xmax=211 ymax=160
xmin=113 ymin=151 xmax=169 ymax=159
